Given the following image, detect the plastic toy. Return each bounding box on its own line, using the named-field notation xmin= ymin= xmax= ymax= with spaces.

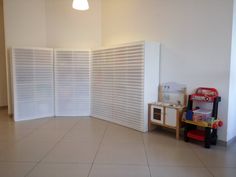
xmin=183 ymin=87 xmax=223 ymax=148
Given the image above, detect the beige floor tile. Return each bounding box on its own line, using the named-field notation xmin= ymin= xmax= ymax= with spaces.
xmin=146 ymin=145 xmax=204 ymax=167
xmin=40 ymin=118 xmax=78 ymax=131
xmin=0 ymin=118 xmax=12 ymax=123
xmin=1 ymin=109 xmax=236 ymax=176
xmin=150 ymin=166 xmax=212 ymax=177
xmin=28 ymin=163 xmax=91 ymax=177
xmin=208 ymin=167 xmax=236 ymax=177
xmin=143 ymin=131 xmax=189 ymax=148
xmin=0 ymin=116 xmax=49 ymax=135
xmin=73 ymin=117 xmax=108 ymax=129
xmin=0 ymin=128 xmax=34 ymax=143
xmin=43 ymin=141 xmax=98 ymax=163
xmin=72 ymin=123 xmax=107 ymax=135
xmin=62 ymin=127 xmax=105 ymax=144
xmin=0 ymin=162 xmax=35 ymax=177
xmin=0 ymin=142 xmax=14 ymax=161
xmin=95 ymin=142 xmax=147 ymax=165
xmin=192 ymin=147 xmax=236 ymax=167
xmin=89 ymin=164 xmax=150 ymax=177
xmin=0 ymin=121 xmax=14 ymax=130
xmin=102 ymin=125 xmax=143 ymax=144
xmin=61 ymin=118 xmax=107 ymax=143
xmin=0 ymin=142 xmax=13 ymax=151
xmin=89 ymin=117 xmax=111 ymax=126
xmin=4 ymin=139 xmax=56 ymax=162
xmin=228 ymin=142 xmax=236 ymax=152
xmin=22 ymin=129 xmax=66 ymax=143
xmin=0 ymin=110 xmax=12 ymax=123
xmin=11 ymin=118 xmax=50 ymax=130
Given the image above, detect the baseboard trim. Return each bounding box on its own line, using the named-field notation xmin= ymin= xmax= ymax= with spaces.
xmin=217 ymin=140 xmax=227 ymax=146
xmin=227 ymin=136 xmax=236 ymax=146
xmin=0 ymin=106 xmax=8 ymax=110
xmin=217 ymin=136 xmax=236 ymax=147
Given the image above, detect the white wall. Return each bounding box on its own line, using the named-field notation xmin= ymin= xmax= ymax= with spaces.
xmin=3 ymin=0 xmax=47 ymax=48
xmin=2 ymin=0 xmax=235 ymax=141
xmin=45 ymin=0 xmax=101 ymax=48
xmin=0 ymin=0 xmax=7 ymax=106
xmin=3 ymin=0 xmax=102 ymax=110
xmin=3 ymin=0 xmax=48 ymax=111
xmin=3 ymin=0 xmax=101 ymax=49
xmin=228 ymin=0 xmax=236 ymax=141
xmin=102 ymin=0 xmax=234 ymax=141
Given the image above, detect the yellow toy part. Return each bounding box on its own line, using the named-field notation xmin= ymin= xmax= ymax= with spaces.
xmin=183 ymin=119 xmax=223 ymax=129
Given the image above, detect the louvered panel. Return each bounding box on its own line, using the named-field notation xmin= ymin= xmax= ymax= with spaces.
xmin=91 ymin=43 xmax=145 ymax=131
xmin=54 ymin=50 xmax=90 ymax=116
xmin=91 ymin=49 xmax=113 ymax=121
xmin=12 ymin=48 xmax=54 ymax=121
xmin=111 ymin=44 xmax=144 ymax=131
xmin=91 ymin=41 xmax=160 ymax=132
xmin=92 ymin=45 xmax=143 ymax=55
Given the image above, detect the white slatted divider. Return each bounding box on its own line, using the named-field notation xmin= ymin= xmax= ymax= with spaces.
xmin=91 ymin=41 xmax=160 ymax=132
xmin=11 ymin=48 xmax=54 ymax=121
xmin=10 ymin=41 xmax=159 ymax=128
xmin=54 ymin=49 xmax=90 ymax=116
xmin=112 ymin=44 xmax=145 ymax=131
xmin=91 ymin=48 xmax=113 ymax=121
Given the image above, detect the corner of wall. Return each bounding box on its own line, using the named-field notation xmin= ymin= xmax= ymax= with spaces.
xmin=227 ymin=0 xmax=236 ymax=142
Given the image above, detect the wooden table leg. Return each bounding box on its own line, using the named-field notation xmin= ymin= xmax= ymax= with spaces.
xmin=176 ymin=111 xmax=180 ymax=140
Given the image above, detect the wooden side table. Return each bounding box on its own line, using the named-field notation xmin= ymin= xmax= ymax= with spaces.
xmin=148 ymin=103 xmax=185 ymax=140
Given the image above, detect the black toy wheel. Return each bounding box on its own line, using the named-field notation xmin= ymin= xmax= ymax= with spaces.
xmin=184 ymin=136 xmax=189 ymax=142
xmin=211 ymin=129 xmax=218 ymax=145
xmin=211 ymin=136 xmax=217 ymax=145
xmin=205 ymin=127 xmax=211 ymax=148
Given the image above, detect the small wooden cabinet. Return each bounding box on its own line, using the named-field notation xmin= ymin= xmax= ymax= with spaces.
xmin=148 ymin=103 xmax=185 ymax=139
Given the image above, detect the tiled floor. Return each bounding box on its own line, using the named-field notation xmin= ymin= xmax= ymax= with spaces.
xmin=0 ymin=109 xmax=235 ymax=177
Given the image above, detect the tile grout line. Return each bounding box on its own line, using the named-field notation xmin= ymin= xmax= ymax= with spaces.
xmin=0 ymin=118 xmax=54 ymax=175
xmin=1 ymin=119 xmax=49 ymax=144
xmin=4 ymin=114 xmax=223 ymax=177
xmin=86 ymin=123 xmax=109 ymax=177
xmin=142 ymin=134 xmax=152 ymax=177
xmin=23 ymin=118 xmax=82 ymax=177
xmin=188 ymin=145 xmax=215 ymax=177
xmin=13 ymin=118 xmax=52 ymax=144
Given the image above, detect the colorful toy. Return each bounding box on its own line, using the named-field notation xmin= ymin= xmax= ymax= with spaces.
xmin=183 ymin=87 xmax=223 ymax=148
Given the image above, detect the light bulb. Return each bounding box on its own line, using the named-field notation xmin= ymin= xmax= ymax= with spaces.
xmin=72 ymin=0 xmax=89 ymax=11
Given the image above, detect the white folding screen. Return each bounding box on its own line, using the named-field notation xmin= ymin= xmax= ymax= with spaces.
xmin=54 ymin=50 xmax=90 ymax=116
xmin=11 ymin=48 xmax=54 ymax=121
xmin=10 ymin=41 xmax=159 ymax=132
xmin=91 ymin=41 xmax=160 ymax=132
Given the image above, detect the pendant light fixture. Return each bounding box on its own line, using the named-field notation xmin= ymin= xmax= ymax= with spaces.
xmin=72 ymin=0 xmax=89 ymax=11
